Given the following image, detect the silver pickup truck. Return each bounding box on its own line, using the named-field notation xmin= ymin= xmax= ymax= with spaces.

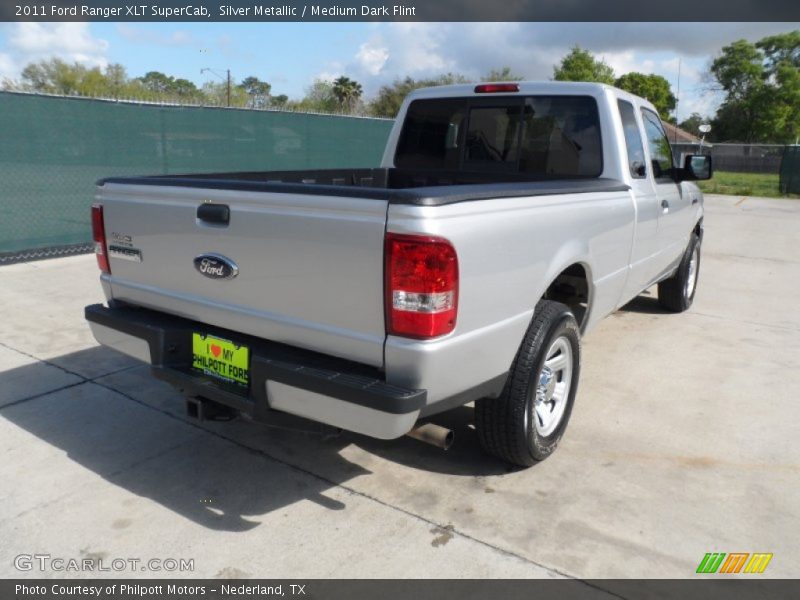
xmin=85 ymin=81 xmax=711 ymax=467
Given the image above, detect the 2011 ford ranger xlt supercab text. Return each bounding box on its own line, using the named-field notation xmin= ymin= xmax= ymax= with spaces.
xmin=85 ymin=82 xmax=712 ymax=467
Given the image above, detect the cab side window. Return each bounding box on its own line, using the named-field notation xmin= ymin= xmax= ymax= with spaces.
xmin=640 ymin=108 xmax=675 ymax=180
xmin=617 ymin=100 xmax=646 ymax=178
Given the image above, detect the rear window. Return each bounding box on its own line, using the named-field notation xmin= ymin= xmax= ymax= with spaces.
xmin=395 ymin=95 xmax=603 ymax=177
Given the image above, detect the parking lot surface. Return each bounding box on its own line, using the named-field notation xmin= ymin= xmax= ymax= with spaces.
xmin=1 ymin=194 xmax=798 ymax=579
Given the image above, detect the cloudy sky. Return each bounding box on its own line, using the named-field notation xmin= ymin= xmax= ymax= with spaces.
xmin=0 ymin=22 xmax=798 ymax=119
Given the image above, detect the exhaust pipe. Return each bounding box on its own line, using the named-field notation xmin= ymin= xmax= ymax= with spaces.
xmin=406 ymin=423 xmax=454 ymax=450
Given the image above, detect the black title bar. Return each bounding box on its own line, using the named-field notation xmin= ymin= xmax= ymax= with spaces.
xmin=2 ymin=0 xmax=800 ymax=22
xmin=4 ymin=579 xmax=800 ymax=600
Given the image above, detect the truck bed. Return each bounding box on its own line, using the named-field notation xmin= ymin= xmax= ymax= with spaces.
xmin=100 ymin=168 xmax=629 ymax=207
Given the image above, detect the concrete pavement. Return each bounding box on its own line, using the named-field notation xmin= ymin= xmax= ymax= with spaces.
xmin=1 ymin=194 xmax=798 ymax=579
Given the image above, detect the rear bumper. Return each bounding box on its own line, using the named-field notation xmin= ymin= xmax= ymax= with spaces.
xmin=85 ymin=303 xmax=425 ymax=439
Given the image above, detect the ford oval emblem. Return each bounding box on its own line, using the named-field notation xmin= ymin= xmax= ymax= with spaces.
xmin=194 ymin=253 xmax=238 ymax=280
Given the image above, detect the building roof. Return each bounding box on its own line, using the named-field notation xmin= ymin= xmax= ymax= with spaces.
xmin=663 ymin=121 xmax=706 ymax=145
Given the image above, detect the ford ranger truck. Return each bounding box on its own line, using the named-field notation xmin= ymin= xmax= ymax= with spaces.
xmin=85 ymin=82 xmax=711 ymax=467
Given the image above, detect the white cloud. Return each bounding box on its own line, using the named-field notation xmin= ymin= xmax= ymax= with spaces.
xmin=355 ymin=39 xmax=389 ymax=76
xmin=0 ymin=23 xmax=109 ymax=82
xmin=603 ymin=51 xmax=655 ymax=77
xmin=313 ymin=60 xmax=344 ymax=84
xmin=116 ymin=24 xmax=195 ymax=48
xmin=376 ymin=23 xmax=455 ymax=75
xmin=10 ymin=23 xmax=108 ymax=65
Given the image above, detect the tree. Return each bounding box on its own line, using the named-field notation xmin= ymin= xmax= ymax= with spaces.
xmin=615 ymin=72 xmax=676 ymax=120
xmin=238 ymin=76 xmax=272 ymax=108
xmin=270 ymin=94 xmax=289 ymax=108
xmin=369 ymin=77 xmax=416 ymax=118
xmin=138 ymin=71 xmax=175 ymax=94
xmin=21 ymin=58 xmax=85 ymax=95
xmin=678 ymin=113 xmax=707 ymax=138
xmin=136 ymin=71 xmax=205 ymax=102
xmin=756 ymin=31 xmax=800 ymax=71
xmin=172 ymin=78 xmax=200 ymax=99
xmin=369 ymin=73 xmax=468 ymax=118
xmin=709 ymin=41 xmax=768 ymax=142
xmin=9 ymin=59 xmax=246 ymax=105
xmin=482 ymin=67 xmax=524 ymax=82
xmin=711 ymin=40 xmax=764 ymax=102
xmin=292 ymin=79 xmax=339 ymax=113
xmin=709 ymin=33 xmax=800 ymax=143
xmin=104 ymin=64 xmax=127 ymax=98
xmin=332 ymin=76 xmax=363 ymax=113
xmin=16 ymin=58 xmax=130 ymax=97
xmin=80 ymin=67 xmax=110 ymax=97
xmin=757 ymin=32 xmax=800 ymax=143
xmin=553 ymin=46 xmax=615 ymax=84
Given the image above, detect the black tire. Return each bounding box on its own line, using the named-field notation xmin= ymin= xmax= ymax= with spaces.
xmin=658 ymin=233 xmax=701 ymax=312
xmin=475 ymin=300 xmax=581 ymax=467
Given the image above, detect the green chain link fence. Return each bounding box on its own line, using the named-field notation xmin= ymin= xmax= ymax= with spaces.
xmin=0 ymin=92 xmax=393 ymax=262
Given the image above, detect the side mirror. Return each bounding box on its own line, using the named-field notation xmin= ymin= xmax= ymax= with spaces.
xmin=681 ymin=154 xmax=713 ymax=181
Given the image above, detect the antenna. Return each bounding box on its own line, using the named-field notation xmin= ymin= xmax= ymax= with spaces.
xmin=674 ymin=58 xmax=681 ymax=143
xmin=699 ymin=123 xmax=711 ymax=150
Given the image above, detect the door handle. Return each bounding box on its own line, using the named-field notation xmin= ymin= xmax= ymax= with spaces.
xmin=661 ymin=199 xmax=670 ymax=213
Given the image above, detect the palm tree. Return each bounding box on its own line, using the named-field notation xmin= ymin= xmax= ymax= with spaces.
xmin=332 ymin=76 xmax=363 ymax=113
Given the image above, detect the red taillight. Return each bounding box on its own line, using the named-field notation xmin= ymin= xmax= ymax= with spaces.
xmin=474 ymin=83 xmax=519 ymax=94
xmin=385 ymin=233 xmax=458 ymax=339
xmin=91 ymin=203 xmax=110 ymax=274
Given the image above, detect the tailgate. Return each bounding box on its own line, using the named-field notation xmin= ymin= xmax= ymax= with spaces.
xmin=98 ymin=182 xmax=389 ymax=367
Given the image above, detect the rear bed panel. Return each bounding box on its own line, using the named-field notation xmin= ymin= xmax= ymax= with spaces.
xmin=98 ymin=183 xmax=388 ymax=367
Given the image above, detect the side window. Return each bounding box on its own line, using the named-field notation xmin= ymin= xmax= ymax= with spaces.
xmin=617 ymin=100 xmax=646 ymax=178
xmin=640 ymin=108 xmax=675 ymax=180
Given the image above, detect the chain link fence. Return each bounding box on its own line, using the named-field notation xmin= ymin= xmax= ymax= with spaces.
xmin=707 ymin=143 xmax=786 ymax=174
xmin=0 ymin=92 xmax=393 ymax=264
xmin=672 ymin=141 xmax=800 ymax=196
xmin=672 ymin=142 xmax=788 ymax=174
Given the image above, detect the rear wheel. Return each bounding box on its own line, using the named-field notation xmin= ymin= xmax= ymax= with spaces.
xmin=658 ymin=233 xmax=701 ymax=312
xmin=475 ymin=300 xmax=581 ymax=467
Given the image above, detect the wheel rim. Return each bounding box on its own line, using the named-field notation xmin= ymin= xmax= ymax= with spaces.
xmin=530 ymin=336 xmax=573 ymax=437
xmin=685 ymin=245 xmax=699 ymax=300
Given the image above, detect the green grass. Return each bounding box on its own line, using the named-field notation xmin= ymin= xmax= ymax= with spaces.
xmin=698 ymin=171 xmax=798 ymax=199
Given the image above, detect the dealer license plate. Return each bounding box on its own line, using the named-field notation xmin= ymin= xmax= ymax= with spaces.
xmin=191 ymin=333 xmax=249 ymax=387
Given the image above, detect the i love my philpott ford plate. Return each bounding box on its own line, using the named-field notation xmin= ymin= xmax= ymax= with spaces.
xmin=191 ymin=333 xmax=249 ymax=387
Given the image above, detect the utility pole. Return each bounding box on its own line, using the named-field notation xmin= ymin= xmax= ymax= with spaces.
xmin=201 ymin=67 xmax=232 ymax=107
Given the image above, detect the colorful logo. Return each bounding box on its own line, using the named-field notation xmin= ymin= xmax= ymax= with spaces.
xmin=696 ymin=553 xmax=773 ymax=574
